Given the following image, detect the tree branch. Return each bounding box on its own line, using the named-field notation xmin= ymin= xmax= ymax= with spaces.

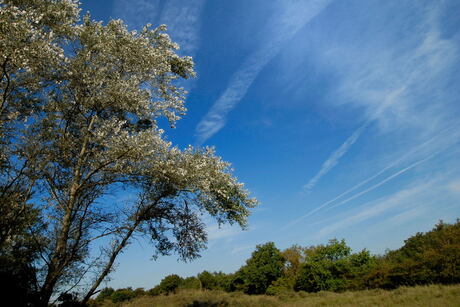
xmin=0 ymin=57 xmax=11 ymax=117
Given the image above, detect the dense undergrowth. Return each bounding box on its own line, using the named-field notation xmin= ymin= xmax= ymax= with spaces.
xmin=92 ymin=284 xmax=460 ymax=307
xmin=88 ymin=220 xmax=460 ymax=306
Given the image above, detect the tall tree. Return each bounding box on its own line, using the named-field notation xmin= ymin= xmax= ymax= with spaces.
xmin=0 ymin=0 xmax=78 ymax=249
xmin=0 ymin=1 xmax=257 ymax=305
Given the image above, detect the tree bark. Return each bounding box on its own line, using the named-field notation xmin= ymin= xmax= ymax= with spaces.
xmin=39 ymin=116 xmax=96 ymax=306
xmin=81 ymin=219 xmax=141 ymax=304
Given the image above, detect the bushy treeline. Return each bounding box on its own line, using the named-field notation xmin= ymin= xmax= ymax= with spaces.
xmin=92 ymin=219 xmax=460 ymax=304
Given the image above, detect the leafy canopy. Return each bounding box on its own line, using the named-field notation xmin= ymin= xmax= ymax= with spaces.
xmin=0 ymin=0 xmax=257 ymax=305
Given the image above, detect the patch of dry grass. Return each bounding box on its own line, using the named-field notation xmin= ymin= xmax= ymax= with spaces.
xmin=97 ymin=284 xmax=460 ymax=307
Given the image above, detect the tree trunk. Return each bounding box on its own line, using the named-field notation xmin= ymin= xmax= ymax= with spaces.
xmin=82 ymin=220 xmax=141 ymax=304
xmin=39 ymin=117 xmax=95 ymax=305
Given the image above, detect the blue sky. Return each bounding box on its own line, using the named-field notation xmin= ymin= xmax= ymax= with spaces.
xmin=80 ymin=0 xmax=460 ymax=290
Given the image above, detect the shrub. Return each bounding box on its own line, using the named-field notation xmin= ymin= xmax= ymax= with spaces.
xmin=295 ymin=239 xmax=375 ymax=292
xmin=231 ymin=242 xmax=285 ymax=294
xmin=384 ymin=220 xmax=460 ymax=287
xmin=180 ymin=276 xmax=201 ymax=290
xmin=111 ymin=287 xmax=136 ymax=303
xmin=95 ymin=287 xmax=114 ymax=302
xmin=157 ymin=274 xmax=184 ymax=294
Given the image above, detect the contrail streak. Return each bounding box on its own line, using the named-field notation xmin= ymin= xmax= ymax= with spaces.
xmin=284 ymin=125 xmax=460 ymax=229
xmin=303 ymin=123 xmax=368 ymax=192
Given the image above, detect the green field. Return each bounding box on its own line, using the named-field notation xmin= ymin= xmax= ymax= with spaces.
xmin=94 ymin=284 xmax=460 ymax=307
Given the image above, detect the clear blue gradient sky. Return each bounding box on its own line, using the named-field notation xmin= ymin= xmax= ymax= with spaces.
xmin=80 ymin=0 xmax=460 ymax=290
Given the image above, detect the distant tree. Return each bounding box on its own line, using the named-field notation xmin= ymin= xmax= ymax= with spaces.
xmin=344 ymin=249 xmax=376 ymax=290
xmin=266 ymin=245 xmax=304 ymax=295
xmin=295 ymin=239 xmax=374 ymax=292
xmin=95 ymin=287 xmax=114 ymax=302
xmin=196 ymin=271 xmax=232 ymax=291
xmin=180 ymin=276 xmax=201 ymax=290
xmin=304 ymin=239 xmax=351 ymax=262
xmin=198 ymin=271 xmax=217 ymax=290
xmin=232 ymin=242 xmax=285 ymax=294
xmin=110 ymin=288 xmax=136 ymax=303
xmin=0 ymin=0 xmax=257 ymax=305
xmin=133 ymin=287 xmax=146 ymax=297
xmin=383 ymin=219 xmax=460 ymax=286
xmin=157 ymin=274 xmax=184 ymax=294
xmin=147 ymin=285 xmax=161 ymax=297
xmin=213 ymin=271 xmax=234 ymax=292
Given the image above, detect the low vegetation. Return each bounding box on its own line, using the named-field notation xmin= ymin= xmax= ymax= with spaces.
xmin=92 ymin=284 xmax=460 ymax=307
xmin=90 ymin=220 xmax=460 ymax=306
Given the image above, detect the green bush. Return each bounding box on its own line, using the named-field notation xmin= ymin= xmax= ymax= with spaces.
xmin=157 ymin=274 xmax=184 ymax=294
xmin=231 ymin=242 xmax=285 ymax=294
xmin=294 ymin=239 xmax=375 ymax=292
xmin=266 ymin=276 xmax=295 ymax=295
xmin=180 ymin=276 xmax=201 ymax=290
xmin=142 ymin=219 xmax=460 ymax=298
xmin=95 ymin=287 xmax=114 ymax=302
xmin=383 ymin=220 xmax=460 ymax=287
xmin=111 ymin=287 xmax=136 ymax=303
xmin=198 ymin=271 xmax=218 ymax=290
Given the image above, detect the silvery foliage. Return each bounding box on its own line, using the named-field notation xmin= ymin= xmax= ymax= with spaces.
xmin=1 ymin=0 xmax=257 ymax=302
xmin=0 ymin=0 xmax=79 ymax=251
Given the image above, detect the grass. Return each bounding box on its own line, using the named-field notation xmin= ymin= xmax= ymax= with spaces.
xmin=96 ymin=284 xmax=460 ymax=307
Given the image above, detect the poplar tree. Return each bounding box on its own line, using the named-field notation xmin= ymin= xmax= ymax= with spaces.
xmin=0 ymin=1 xmax=257 ymax=305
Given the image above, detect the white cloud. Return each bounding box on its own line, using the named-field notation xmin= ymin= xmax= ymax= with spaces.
xmin=231 ymin=245 xmax=254 ymax=255
xmin=327 ymin=153 xmax=437 ymax=210
xmin=286 ymin=152 xmax=437 ymax=229
xmin=303 ymin=123 xmax=367 ymax=192
xmin=195 ymin=0 xmax=332 ymax=144
xmin=113 ymin=0 xmax=161 ymax=29
xmin=206 ymin=223 xmax=244 ymax=241
xmin=299 ymin=1 xmax=458 ymax=200
xmin=315 ymin=180 xmax=438 ymax=239
xmin=159 ymin=0 xmax=206 ymax=56
xmin=322 ymin=4 xmax=458 ymax=134
xmin=287 ymin=126 xmax=460 ymax=229
xmin=113 ymin=0 xmax=205 ymax=57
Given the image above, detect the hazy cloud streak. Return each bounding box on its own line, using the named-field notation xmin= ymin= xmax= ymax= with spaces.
xmin=303 ymin=123 xmax=368 ymax=192
xmin=159 ymin=0 xmax=206 ymax=56
xmin=315 ymin=180 xmax=436 ymax=239
xmin=327 ymin=152 xmax=438 ymax=211
xmin=113 ymin=0 xmax=205 ymax=57
xmin=286 ymin=125 xmax=460 ymax=229
xmin=195 ymin=0 xmax=332 ymax=144
xmin=299 ymin=1 xmax=458 ymax=196
xmin=285 ymin=154 xmax=435 ymax=229
xmin=113 ymin=0 xmax=161 ymax=29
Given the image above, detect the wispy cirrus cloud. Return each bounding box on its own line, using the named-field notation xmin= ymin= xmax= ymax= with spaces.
xmin=300 ymin=1 xmax=459 ymax=194
xmin=303 ymin=123 xmax=367 ymax=192
xmin=113 ymin=0 xmax=205 ymax=57
xmin=231 ymin=245 xmax=254 ymax=255
xmin=195 ymin=0 xmax=332 ymax=144
xmin=314 ymin=179 xmax=440 ymax=239
xmin=290 ymin=1 xmax=460 ymax=228
xmin=314 ymin=166 xmax=460 ymax=241
xmin=323 ymin=3 xmax=458 ymax=133
xmin=286 ymin=126 xmax=460 ymax=229
xmin=207 ymin=223 xmax=244 ymax=241
xmin=286 ymin=152 xmax=437 ymax=230
xmin=113 ymin=0 xmax=161 ymax=29
xmin=159 ymin=0 xmax=206 ymax=56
